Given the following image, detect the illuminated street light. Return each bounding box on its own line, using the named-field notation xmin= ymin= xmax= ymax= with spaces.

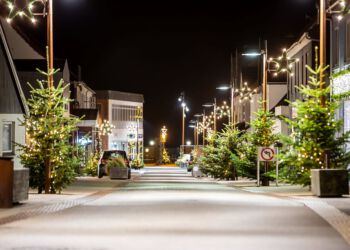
xmin=149 ymin=140 xmax=155 ymax=146
xmin=178 ymin=92 xmax=189 ymax=148
xmin=202 ymin=99 xmax=217 ymax=132
xmin=242 ymin=44 xmax=268 ymax=112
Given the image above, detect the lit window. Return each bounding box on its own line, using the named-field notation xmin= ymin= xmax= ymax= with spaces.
xmin=2 ymin=122 xmax=14 ymax=155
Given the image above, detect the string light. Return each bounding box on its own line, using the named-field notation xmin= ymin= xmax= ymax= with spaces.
xmin=235 ymin=82 xmax=257 ymax=103
xmin=268 ymin=48 xmax=298 ymax=76
xmin=5 ymin=0 xmax=45 ymax=24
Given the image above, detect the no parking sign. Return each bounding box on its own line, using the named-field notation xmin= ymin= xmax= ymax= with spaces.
xmin=258 ymin=147 xmax=276 ymax=162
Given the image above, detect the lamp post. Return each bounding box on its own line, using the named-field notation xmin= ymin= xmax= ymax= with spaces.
xmin=178 ymin=92 xmax=189 ymax=148
xmin=217 ymin=85 xmax=235 ymax=126
xmin=193 ymin=113 xmax=203 ymax=146
xmin=6 ymin=0 xmax=54 ymax=87
xmin=242 ymin=41 xmax=268 ymax=112
xmin=202 ymin=98 xmax=217 ymax=132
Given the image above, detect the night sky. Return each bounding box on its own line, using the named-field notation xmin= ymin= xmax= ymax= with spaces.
xmin=5 ymin=0 xmax=318 ymax=146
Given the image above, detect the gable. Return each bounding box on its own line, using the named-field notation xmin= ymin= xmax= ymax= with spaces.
xmin=0 ymin=39 xmax=24 ymax=114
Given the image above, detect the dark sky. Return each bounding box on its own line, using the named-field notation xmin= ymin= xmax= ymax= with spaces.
xmin=8 ymin=0 xmax=318 ymax=146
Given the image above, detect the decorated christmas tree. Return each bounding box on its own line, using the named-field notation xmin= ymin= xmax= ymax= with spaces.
xmin=162 ymin=148 xmax=171 ymax=164
xmin=280 ymin=65 xmax=350 ymax=185
xmin=17 ymin=53 xmax=81 ymax=194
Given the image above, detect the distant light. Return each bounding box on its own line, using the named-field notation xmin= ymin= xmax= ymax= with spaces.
xmin=18 ymin=11 xmax=24 ymax=17
xmin=31 ymin=18 xmax=36 ymax=24
xmin=145 ymin=148 xmax=149 ymax=153
xmin=186 ymin=107 xmax=189 ymax=112
xmin=8 ymin=3 xmax=14 ymax=10
xmin=178 ymin=97 xmax=182 ymax=102
xmin=6 ymin=18 xmax=12 ymax=23
xmin=149 ymin=140 xmax=155 ymax=146
xmin=340 ymin=0 xmax=346 ymax=7
xmin=186 ymin=141 xmax=192 ymax=146
xmin=337 ymin=15 xmax=343 ymax=21
xmin=216 ymin=85 xmax=231 ymax=90
xmin=181 ymin=102 xmax=186 ymax=107
xmin=202 ymin=103 xmax=214 ymax=108
xmin=242 ymin=52 xmax=262 ymax=57
xmin=189 ymin=125 xmax=196 ymax=128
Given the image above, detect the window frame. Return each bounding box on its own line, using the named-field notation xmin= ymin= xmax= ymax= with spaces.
xmin=2 ymin=121 xmax=15 ymax=156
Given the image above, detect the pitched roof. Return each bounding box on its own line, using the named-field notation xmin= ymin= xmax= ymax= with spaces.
xmin=0 ymin=21 xmax=29 ymax=115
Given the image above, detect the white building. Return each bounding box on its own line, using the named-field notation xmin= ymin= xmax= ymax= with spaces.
xmin=96 ymin=90 xmax=144 ymax=161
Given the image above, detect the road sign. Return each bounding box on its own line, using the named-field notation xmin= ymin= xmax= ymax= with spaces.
xmin=258 ymin=147 xmax=276 ymax=162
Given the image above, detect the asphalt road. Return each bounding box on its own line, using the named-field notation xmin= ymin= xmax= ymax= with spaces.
xmin=0 ymin=167 xmax=349 ymax=250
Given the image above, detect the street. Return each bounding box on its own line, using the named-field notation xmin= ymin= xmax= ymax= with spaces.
xmin=0 ymin=167 xmax=349 ymax=250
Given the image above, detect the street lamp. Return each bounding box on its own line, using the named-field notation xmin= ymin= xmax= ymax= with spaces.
xmin=242 ymin=41 xmax=268 ymax=112
xmin=193 ymin=113 xmax=203 ymax=146
xmin=217 ymin=85 xmax=235 ymax=125
xmin=178 ymin=92 xmax=189 ymax=147
xmin=6 ymin=0 xmax=54 ymax=87
xmin=202 ymin=98 xmax=217 ymax=132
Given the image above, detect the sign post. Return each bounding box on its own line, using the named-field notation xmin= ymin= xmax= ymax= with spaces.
xmin=257 ymin=146 xmax=276 ymax=187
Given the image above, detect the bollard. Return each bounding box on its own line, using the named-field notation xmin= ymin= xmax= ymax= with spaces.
xmin=0 ymin=157 xmax=14 ymax=208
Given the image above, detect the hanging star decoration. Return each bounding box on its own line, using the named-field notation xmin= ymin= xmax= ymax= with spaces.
xmin=235 ymin=82 xmax=258 ymax=103
xmin=6 ymin=0 xmax=45 ymax=24
xmin=268 ymin=49 xmax=298 ymax=76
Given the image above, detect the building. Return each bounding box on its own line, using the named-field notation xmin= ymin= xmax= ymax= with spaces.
xmin=70 ymin=81 xmax=100 ymax=157
xmin=0 ymin=20 xmax=29 ymax=202
xmin=331 ymin=14 xmax=350 ymax=142
xmin=96 ymin=90 xmax=144 ymax=161
xmin=0 ymin=21 xmax=28 ymax=169
xmin=286 ymin=31 xmax=318 ymax=103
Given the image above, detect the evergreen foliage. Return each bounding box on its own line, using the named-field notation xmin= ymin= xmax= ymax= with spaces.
xmin=17 ymin=63 xmax=81 ymax=194
xmin=280 ymin=65 xmax=350 ymax=185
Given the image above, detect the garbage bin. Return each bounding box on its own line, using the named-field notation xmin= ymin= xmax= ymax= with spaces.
xmin=0 ymin=157 xmax=14 ymax=208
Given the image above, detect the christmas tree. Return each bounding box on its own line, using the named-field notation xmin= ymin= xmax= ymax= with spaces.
xmin=281 ymin=65 xmax=350 ymax=186
xmin=162 ymin=148 xmax=171 ymax=164
xmin=17 ymin=53 xmax=81 ymax=194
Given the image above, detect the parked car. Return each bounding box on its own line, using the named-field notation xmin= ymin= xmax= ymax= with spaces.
xmin=97 ymin=150 xmax=131 ymax=179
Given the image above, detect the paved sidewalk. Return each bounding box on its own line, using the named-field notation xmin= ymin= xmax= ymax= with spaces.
xmin=0 ymin=176 xmax=128 ymax=223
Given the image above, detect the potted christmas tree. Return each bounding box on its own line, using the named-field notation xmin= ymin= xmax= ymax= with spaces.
xmin=106 ymin=157 xmax=128 ymax=179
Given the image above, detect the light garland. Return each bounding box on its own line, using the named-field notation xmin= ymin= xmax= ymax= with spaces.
xmin=235 ymin=82 xmax=258 ymax=103
xmin=100 ymin=120 xmax=115 ymax=136
xmin=268 ymin=48 xmax=298 ymax=76
xmin=5 ymin=0 xmax=46 ymax=24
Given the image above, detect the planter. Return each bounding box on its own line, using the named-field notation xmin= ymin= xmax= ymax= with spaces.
xmin=13 ymin=168 xmax=29 ymax=203
xmin=109 ymin=167 xmax=128 ymax=179
xmin=192 ymin=165 xmax=203 ymax=178
xmin=311 ymin=169 xmax=349 ymax=197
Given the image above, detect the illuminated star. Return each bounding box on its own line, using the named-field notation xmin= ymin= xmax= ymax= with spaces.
xmin=270 ymin=49 xmax=298 ymax=74
xmin=6 ymin=0 xmax=43 ymax=23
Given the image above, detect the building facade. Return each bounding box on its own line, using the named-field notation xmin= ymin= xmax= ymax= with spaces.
xmin=331 ymin=15 xmax=350 ymax=145
xmin=96 ymin=90 xmax=144 ymax=161
xmin=0 ymin=21 xmax=28 ymax=169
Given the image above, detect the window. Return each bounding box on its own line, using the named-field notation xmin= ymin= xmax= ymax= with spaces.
xmin=346 ymin=21 xmax=350 ymax=62
xmin=2 ymin=122 xmax=14 ymax=155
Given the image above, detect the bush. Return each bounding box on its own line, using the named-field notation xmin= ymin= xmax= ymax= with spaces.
xmin=131 ymin=158 xmax=144 ymax=169
xmin=105 ymin=157 xmax=126 ymax=174
xmin=84 ymin=153 xmax=99 ymax=176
